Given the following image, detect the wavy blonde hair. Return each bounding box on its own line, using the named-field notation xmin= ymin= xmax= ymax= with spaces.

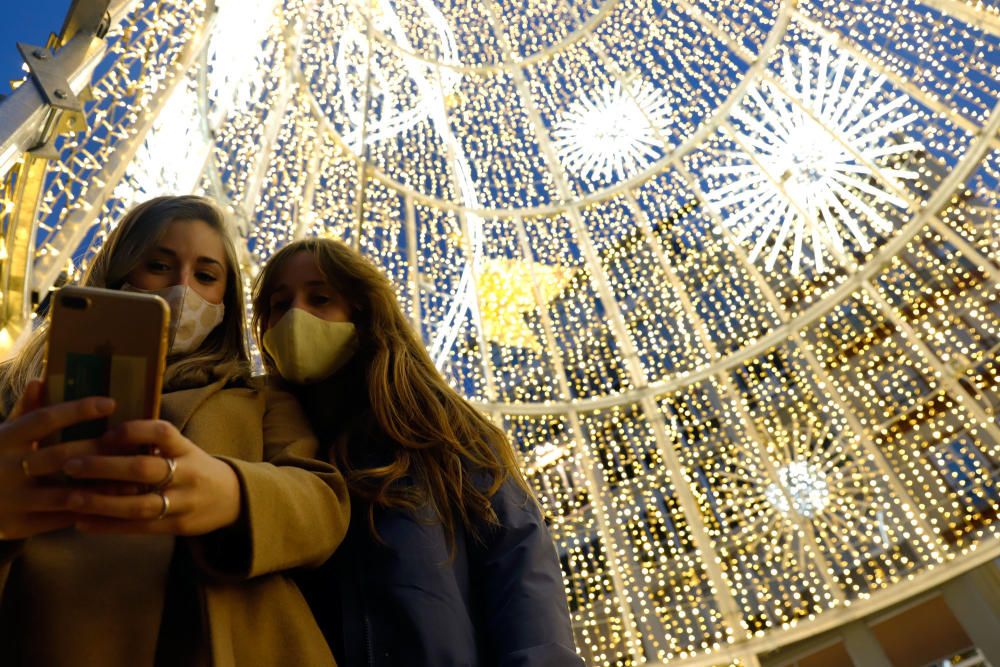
xmin=0 ymin=195 xmax=249 ymax=411
xmin=252 ymin=238 xmax=533 ymax=546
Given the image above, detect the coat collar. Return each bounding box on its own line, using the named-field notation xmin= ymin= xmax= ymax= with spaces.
xmin=159 ymin=376 xmax=229 ymax=433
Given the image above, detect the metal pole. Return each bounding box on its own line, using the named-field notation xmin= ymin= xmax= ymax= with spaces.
xmin=351 ymin=8 xmax=375 ymax=252
xmin=403 ymin=194 xmax=423 ymax=336
xmin=915 ymin=0 xmax=1000 ymax=34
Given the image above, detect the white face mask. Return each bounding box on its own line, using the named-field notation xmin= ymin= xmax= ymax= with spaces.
xmin=263 ymin=308 xmax=358 ymax=385
xmin=122 ymin=283 xmax=225 ymax=355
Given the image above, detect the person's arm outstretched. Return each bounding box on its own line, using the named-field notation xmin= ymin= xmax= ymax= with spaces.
xmin=186 ymin=386 xmax=350 ymax=579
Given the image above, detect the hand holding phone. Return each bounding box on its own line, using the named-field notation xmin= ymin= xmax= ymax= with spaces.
xmin=42 ymin=286 xmax=169 ymax=445
xmin=20 ymin=286 xmax=240 ymax=535
xmin=0 ymin=381 xmax=116 ymax=540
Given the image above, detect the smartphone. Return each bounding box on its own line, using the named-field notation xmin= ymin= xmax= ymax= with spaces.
xmin=42 ymin=286 xmax=170 ymax=445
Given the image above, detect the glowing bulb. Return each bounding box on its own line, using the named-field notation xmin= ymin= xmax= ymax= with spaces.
xmin=765 ymin=461 xmax=831 ymax=518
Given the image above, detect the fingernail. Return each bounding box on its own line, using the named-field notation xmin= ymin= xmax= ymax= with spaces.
xmin=64 ymin=459 xmax=82 ymax=475
xmin=68 ymin=493 xmax=84 ymax=508
xmin=97 ymin=398 xmax=115 ymax=412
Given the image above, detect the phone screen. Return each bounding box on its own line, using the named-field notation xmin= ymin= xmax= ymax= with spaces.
xmin=48 ymin=350 xmax=149 ymax=441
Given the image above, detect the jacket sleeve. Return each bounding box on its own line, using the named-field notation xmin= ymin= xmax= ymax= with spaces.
xmin=188 ymin=387 xmax=350 ymax=580
xmin=471 ymin=479 xmax=585 ymax=667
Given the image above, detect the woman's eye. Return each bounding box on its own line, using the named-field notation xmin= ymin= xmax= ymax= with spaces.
xmin=271 ymin=299 xmax=291 ymax=312
xmin=310 ymin=294 xmax=331 ymax=305
xmin=196 ymin=272 xmax=219 ymax=283
xmin=147 ymin=261 xmax=170 ymax=272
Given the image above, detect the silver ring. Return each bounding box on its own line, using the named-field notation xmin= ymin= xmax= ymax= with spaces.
xmin=155 ymin=457 xmax=176 ymax=490
xmin=20 ymin=456 xmax=32 ymax=479
xmin=157 ymin=491 xmax=170 ymax=520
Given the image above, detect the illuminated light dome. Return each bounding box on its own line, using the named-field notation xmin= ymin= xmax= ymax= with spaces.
xmin=0 ymin=0 xmax=998 ymax=665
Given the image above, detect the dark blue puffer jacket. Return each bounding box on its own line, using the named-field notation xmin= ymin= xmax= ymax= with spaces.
xmin=297 ymin=475 xmax=584 ymax=667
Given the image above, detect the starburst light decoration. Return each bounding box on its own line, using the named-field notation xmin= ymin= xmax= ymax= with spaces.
xmin=552 ymin=78 xmax=673 ymax=182
xmin=706 ymin=41 xmax=924 ymax=274
xmin=764 ymin=461 xmax=831 ymax=517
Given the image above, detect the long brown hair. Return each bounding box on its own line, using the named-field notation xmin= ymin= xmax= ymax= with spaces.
xmin=0 ymin=195 xmax=250 ymax=410
xmin=252 ymin=238 xmax=533 ymax=545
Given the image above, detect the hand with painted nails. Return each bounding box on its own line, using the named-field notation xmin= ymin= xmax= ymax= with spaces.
xmin=0 ymin=380 xmax=116 ymax=540
xmin=64 ymin=419 xmax=242 ymax=537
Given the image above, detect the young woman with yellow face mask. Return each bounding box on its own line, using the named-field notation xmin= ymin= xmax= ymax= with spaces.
xmin=0 ymin=196 xmax=348 ymax=666
xmin=253 ymin=237 xmax=583 ymax=667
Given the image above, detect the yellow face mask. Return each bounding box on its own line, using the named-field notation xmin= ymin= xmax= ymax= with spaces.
xmin=262 ymin=308 xmax=359 ymax=384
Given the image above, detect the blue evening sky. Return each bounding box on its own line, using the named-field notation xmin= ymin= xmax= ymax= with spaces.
xmin=0 ymin=1 xmax=72 ymax=92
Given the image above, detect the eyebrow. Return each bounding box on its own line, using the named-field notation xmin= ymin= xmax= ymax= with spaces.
xmin=271 ymin=280 xmax=330 ymax=293
xmin=153 ymin=246 xmax=224 ymax=268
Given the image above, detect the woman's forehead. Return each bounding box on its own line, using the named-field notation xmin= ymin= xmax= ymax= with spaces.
xmin=273 ymin=250 xmax=329 ymax=285
xmin=156 ymin=218 xmax=226 ymax=261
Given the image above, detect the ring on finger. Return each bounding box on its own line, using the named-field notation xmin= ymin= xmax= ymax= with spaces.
xmin=157 ymin=491 xmax=170 ymax=520
xmin=154 ymin=457 xmax=177 ymax=490
xmin=20 ymin=456 xmax=32 ymax=479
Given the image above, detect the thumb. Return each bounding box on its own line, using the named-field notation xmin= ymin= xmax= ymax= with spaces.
xmin=8 ymin=380 xmax=45 ymax=421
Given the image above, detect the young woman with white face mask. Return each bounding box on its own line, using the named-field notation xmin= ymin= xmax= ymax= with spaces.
xmin=252 ymin=238 xmax=583 ymax=667
xmin=0 ymin=196 xmax=348 ymax=666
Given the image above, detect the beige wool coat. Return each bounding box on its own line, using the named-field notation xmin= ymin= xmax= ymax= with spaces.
xmin=0 ymin=377 xmax=349 ymax=666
